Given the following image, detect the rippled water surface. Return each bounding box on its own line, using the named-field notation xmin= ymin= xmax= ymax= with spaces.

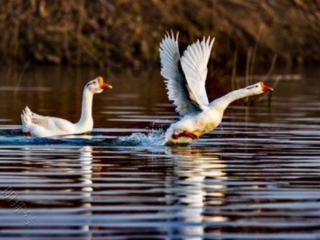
xmin=0 ymin=66 xmax=319 ymax=239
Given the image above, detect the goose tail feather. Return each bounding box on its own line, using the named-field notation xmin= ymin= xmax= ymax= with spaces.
xmin=21 ymin=106 xmax=32 ymax=133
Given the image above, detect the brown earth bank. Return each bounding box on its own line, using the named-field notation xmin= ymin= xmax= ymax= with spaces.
xmin=0 ymin=0 xmax=319 ymax=73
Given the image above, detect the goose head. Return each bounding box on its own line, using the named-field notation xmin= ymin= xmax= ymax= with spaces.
xmin=245 ymin=81 xmax=273 ymax=94
xmin=85 ymin=76 xmax=112 ymax=94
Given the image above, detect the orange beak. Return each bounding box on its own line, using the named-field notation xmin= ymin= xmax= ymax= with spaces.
xmin=260 ymin=82 xmax=274 ymax=92
xmin=100 ymin=82 xmax=112 ymax=89
xmin=98 ymin=76 xmax=112 ymax=90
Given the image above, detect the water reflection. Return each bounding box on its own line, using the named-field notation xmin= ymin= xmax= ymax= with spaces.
xmin=0 ymin=66 xmax=320 ymax=238
xmin=80 ymin=146 xmax=93 ymax=240
xmin=167 ymin=147 xmax=227 ymax=239
xmin=15 ymin=145 xmax=96 ymax=238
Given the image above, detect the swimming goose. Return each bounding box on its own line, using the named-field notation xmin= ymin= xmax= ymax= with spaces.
xmin=21 ymin=76 xmax=112 ymax=137
xmin=160 ymin=33 xmax=273 ymax=145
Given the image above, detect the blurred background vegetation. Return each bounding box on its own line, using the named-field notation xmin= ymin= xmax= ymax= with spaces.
xmin=0 ymin=0 xmax=319 ymax=73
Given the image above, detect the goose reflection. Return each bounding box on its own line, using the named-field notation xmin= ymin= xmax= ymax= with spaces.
xmin=19 ymin=144 xmax=94 ymax=238
xmin=166 ymin=147 xmax=227 ymax=239
xmin=79 ymin=145 xmax=93 ymax=240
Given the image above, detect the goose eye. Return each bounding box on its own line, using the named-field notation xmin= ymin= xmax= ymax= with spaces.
xmin=86 ymin=82 xmax=95 ymax=88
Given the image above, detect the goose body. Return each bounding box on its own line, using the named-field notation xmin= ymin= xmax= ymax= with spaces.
xmin=21 ymin=76 xmax=112 ymax=137
xmin=160 ymin=33 xmax=273 ymax=145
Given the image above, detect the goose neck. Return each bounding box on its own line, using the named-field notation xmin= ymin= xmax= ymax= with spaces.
xmin=78 ymin=88 xmax=93 ymax=127
xmin=210 ymin=88 xmax=251 ymax=112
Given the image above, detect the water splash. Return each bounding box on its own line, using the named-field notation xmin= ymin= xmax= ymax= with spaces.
xmin=0 ymin=129 xmax=165 ymax=147
xmin=114 ymin=129 xmax=165 ymax=146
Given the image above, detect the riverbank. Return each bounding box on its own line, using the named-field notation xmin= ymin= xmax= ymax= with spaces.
xmin=0 ymin=0 xmax=319 ymax=71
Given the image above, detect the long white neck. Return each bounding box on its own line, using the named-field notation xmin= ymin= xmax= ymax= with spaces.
xmin=210 ymin=88 xmax=257 ymax=112
xmin=76 ymin=88 xmax=94 ymax=129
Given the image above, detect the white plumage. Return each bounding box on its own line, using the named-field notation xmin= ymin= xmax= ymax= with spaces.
xmin=21 ymin=76 xmax=112 ymax=137
xmin=160 ymin=32 xmax=199 ymax=115
xmin=160 ymin=32 xmax=274 ymax=145
xmin=181 ymin=36 xmax=214 ymax=108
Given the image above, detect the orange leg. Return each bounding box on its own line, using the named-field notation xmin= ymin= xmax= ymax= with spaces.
xmin=25 ymin=132 xmax=32 ymax=137
xmin=172 ymin=131 xmax=198 ymax=140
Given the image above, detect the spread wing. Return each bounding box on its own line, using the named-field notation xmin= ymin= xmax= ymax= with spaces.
xmin=160 ymin=32 xmax=201 ymax=116
xmin=180 ymin=37 xmax=215 ymax=108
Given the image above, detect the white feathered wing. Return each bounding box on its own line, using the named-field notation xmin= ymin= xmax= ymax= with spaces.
xmin=160 ymin=33 xmax=215 ymax=116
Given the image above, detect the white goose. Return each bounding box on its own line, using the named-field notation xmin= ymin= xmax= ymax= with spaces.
xmin=160 ymin=33 xmax=273 ymax=145
xmin=21 ymin=76 xmax=112 ymax=137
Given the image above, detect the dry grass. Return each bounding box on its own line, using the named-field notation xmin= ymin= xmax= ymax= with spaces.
xmin=0 ymin=0 xmax=319 ymax=70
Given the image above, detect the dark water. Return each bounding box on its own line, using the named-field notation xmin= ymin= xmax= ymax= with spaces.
xmin=0 ymin=66 xmax=319 ymax=239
